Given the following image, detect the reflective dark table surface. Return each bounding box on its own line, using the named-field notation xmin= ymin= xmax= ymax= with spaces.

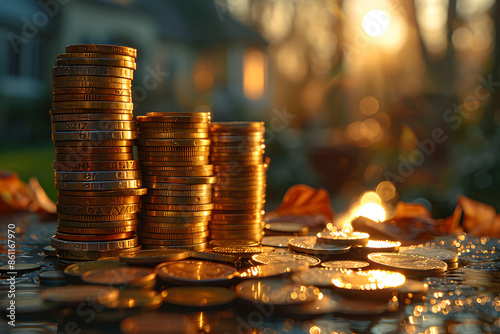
xmin=1 ymin=213 xmax=499 ymax=334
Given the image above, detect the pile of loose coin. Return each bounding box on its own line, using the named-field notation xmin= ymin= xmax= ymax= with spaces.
xmin=209 ymin=122 xmax=268 ymax=243
xmin=136 ymin=112 xmax=214 ymax=251
xmin=50 ymin=44 xmax=145 ymax=261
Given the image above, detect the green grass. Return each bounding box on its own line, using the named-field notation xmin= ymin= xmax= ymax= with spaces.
xmin=0 ymin=143 xmax=57 ymax=201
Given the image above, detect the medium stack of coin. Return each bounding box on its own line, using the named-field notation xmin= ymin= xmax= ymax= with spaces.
xmin=209 ymin=122 xmax=268 ymax=243
xmin=136 ymin=112 xmax=213 ymax=251
xmin=50 ymin=44 xmax=144 ymax=261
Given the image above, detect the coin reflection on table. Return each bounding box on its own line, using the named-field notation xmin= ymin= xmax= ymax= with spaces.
xmin=162 ymin=286 xmax=236 ymax=308
xmin=121 ymin=313 xmax=198 ymax=334
xmin=235 ymin=279 xmax=321 ymax=306
xmin=81 ymin=267 xmax=156 ymax=287
xmin=41 ymin=285 xmax=120 ymax=306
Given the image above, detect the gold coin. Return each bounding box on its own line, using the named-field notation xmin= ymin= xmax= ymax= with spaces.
xmin=119 ymin=249 xmax=190 ymax=265
xmin=57 ymin=203 xmax=139 ymax=216
xmin=137 ymin=117 xmax=210 ymax=123
xmin=138 ymin=225 xmax=208 ymax=234
xmin=57 ymin=52 xmax=135 ymax=62
xmin=51 ymin=130 xmax=137 ymax=141
xmin=58 ymin=188 xmax=147 ymax=197
xmin=147 ymin=189 xmax=211 ymax=197
xmin=57 ymin=246 xmax=141 ymax=261
xmin=53 ymin=75 xmax=132 ymax=84
xmin=57 ymin=219 xmax=137 ymax=228
xmin=53 ymin=87 xmax=131 ymax=96
xmin=55 ymin=231 xmax=135 ymax=242
xmin=137 ymin=150 xmax=210 ymax=158
xmin=156 ymin=260 xmax=236 ymax=283
xmin=52 ymin=101 xmax=133 ymax=110
xmin=55 ymin=170 xmax=141 ymax=182
xmin=142 ymin=176 xmax=215 ymax=184
xmin=137 ymin=214 xmax=210 ymax=224
xmin=136 ymin=139 xmax=210 ymax=147
xmin=51 ymin=113 xmax=134 ymax=122
xmin=53 ymin=160 xmax=139 ymax=171
xmin=52 ymin=66 xmax=133 ymax=79
xmin=142 ymin=195 xmax=212 ymax=205
xmin=57 ymin=225 xmax=136 ymax=234
xmin=53 ymin=81 xmax=131 ymax=90
xmin=138 ymin=122 xmax=210 ymax=129
xmin=145 ymin=111 xmax=210 ymax=117
xmin=55 ymin=146 xmax=133 ymax=154
xmin=57 ymin=213 xmax=136 ymax=222
xmin=321 ymin=260 xmax=370 ymax=269
xmin=138 ymin=132 xmax=209 ymax=139
xmin=51 ymin=236 xmax=139 ymax=251
xmin=143 ymin=183 xmax=212 ymax=191
xmin=137 ymin=145 xmax=210 ymax=152
xmin=140 ymin=203 xmax=213 ymax=212
xmin=288 ymin=236 xmax=351 ymax=255
xmin=55 ymin=58 xmax=136 ymax=70
xmin=252 ymin=253 xmax=320 ymax=266
xmin=139 ymin=210 xmax=211 ymax=217
xmin=137 ymin=231 xmax=209 ymax=240
xmin=55 ymin=152 xmax=134 ymax=161
xmin=214 ymin=203 xmax=263 ymax=211
xmin=65 ymin=44 xmax=137 ymax=58
xmin=52 ymin=94 xmax=132 ymax=102
xmin=55 ymin=179 xmax=142 ymax=191
xmin=140 ymin=160 xmax=209 ymax=167
xmin=140 ymin=238 xmax=207 ymax=246
xmin=210 ymin=121 xmax=265 ymax=132
xmin=367 ymin=253 xmax=448 ymax=274
xmin=50 ymin=108 xmax=132 ymax=115
xmin=141 ymin=169 xmax=213 ymax=177
xmin=54 ymin=140 xmax=134 ymax=147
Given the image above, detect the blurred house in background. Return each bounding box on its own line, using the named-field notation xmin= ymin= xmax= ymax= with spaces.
xmin=0 ymin=0 xmax=269 ymax=143
xmin=0 ymin=0 xmax=498 ymax=212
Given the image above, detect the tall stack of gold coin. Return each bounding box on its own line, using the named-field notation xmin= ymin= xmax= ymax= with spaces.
xmin=50 ymin=44 xmax=145 ymax=261
xmin=136 ymin=112 xmax=214 ymax=251
xmin=209 ymin=122 xmax=267 ymax=243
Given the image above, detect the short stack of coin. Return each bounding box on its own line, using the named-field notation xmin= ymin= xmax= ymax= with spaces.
xmin=50 ymin=44 xmax=145 ymax=261
xmin=209 ymin=122 xmax=267 ymax=243
xmin=136 ymin=112 xmax=214 ymax=251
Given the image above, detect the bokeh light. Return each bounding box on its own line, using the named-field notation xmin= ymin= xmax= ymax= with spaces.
xmin=362 ymin=9 xmax=389 ymax=37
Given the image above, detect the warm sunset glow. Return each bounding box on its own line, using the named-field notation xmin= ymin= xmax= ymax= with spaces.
xmin=355 ymin=203 xmax=386 ymax=222
xmin=243 ymin=48 xmax=266 ymax=100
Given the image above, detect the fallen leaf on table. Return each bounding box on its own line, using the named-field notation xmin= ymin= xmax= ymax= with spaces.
xmin=270 ymin=184 xmax=334 ymax=221
xmin=0 ymin=172 xmax=56 ymax=219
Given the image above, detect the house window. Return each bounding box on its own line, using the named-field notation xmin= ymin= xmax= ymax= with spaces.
xmin=243 ymin=48 xmax=265 ymax=100
xmin=7 ymin=37 xmax=42 ymax=78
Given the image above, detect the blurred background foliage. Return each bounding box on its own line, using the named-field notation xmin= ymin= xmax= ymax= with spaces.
xmin=0 ymin=0 xmax=498 ymax=215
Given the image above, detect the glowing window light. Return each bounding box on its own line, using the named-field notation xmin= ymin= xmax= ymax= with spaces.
xmin=362 ymin=9 xmax=389 ymax=37
xmin=243 ymin=48 xmax=265 ymax=100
